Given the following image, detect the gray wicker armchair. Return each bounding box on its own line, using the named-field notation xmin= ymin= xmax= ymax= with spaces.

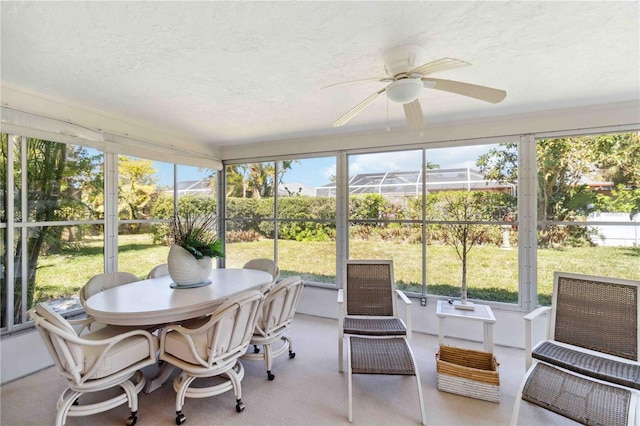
xmin=337 ymin=260 xmax=412 ymax=372
xmin=511 ymin=272 xmax=640 ymax=426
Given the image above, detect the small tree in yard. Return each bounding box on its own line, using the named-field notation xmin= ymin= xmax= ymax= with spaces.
xmin=436 ymin=190 xmax=496 ymax=308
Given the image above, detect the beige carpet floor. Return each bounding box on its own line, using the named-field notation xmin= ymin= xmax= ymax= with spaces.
xmin=1 ymin=314 xmax=575 ymax=426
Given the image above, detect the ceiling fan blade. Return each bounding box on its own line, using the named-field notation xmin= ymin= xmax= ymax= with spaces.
xmin=408 ymin=58 xmax=470 ymax=77
xmin=322 ymin=77 xmax=389 ymax=90
xmin=424 ymin=78 xmax=507 ymax=103
xmin=403 ymin=99 xmax=425 ymax=129
xmin=332 ymin=88 xmax=386 ymax=127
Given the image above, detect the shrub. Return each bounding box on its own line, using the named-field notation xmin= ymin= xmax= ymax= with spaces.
xmin=150 ymin=194 xmax=217 ymax=244
xmin=376 ymin=226 xmax=422 ymax=244
xmin=226 ymin=230 xmax=261 ymax=243
xmin=349 ymin=193 xmax=404 ymax=220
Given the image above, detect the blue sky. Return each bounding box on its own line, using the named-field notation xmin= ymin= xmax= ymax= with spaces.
xmin=150 ymin=144 xmax=497 ymax=189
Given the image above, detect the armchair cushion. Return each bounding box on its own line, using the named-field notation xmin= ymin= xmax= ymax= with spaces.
xmin=343 ymin=317 xmax=406 ymax=336
xmin=82 ymin=325 xmax=159 ymax=379
xmin=36 ymin=304 xmax=84 ymax=368
xmin=36 ymin=303 xmax=76 ymax=335
xmin=162 ymin=315 xmax=211 ymax=364
xmin=533 ymin=341 xmax=640 ymax=390
xmin=522 ymin=362 xmax=632 ymax=426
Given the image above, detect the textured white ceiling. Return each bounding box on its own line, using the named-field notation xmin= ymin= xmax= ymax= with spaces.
xmin=1 ymin=1 xmax=639 ymax=147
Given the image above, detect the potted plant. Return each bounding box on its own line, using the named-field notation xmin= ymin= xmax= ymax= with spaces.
xmin=167 ymin=210 xmax=224 ymax=287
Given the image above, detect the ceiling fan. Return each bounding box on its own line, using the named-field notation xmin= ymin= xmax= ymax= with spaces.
xmin=327 ymin=44 xmax=507 ymax=129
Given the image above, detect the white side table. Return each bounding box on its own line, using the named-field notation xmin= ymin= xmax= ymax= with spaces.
xmin=436 ymin=300 xmax=496 ymax=353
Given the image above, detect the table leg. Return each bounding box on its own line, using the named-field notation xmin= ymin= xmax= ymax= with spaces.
xmin=484 ymin=322 xmax=494 ymax=353
xmin=144 ymin=362 xmax=176 ymax=393
xmin=438 ymin=317 xmax=445 ymax=346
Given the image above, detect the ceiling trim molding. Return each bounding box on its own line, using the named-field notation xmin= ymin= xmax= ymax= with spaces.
xmin=220 ymin=100 xmax=640 ymax=161
xmin=1 ymin=83 xmax=222 ymax=165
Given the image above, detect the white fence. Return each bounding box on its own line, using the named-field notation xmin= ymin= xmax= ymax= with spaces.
xmin=588 ymin=212 xmax=640 ymax=247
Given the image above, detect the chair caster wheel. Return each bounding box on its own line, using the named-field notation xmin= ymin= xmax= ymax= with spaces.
xmin=236 ymin=400 xmax=245 ymax=412
xmin=267 ymin=371 xmax=275 ymax=381
xmin=289 ymin=351 xmax=296 ymax=359
xmin=176 ymin=411 xmax=186 ymax=425
xmin=126 ymin=413 xmax=137 ymax=426
xmin=253 ymin=346 xmax=260 ymax=354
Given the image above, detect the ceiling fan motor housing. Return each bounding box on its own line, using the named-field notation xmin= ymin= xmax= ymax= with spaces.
xmin=383 ymin=44 xmax=427 ymax=78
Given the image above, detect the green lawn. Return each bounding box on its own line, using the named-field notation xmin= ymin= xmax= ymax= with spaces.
xmin=34 ymin=234 xmax=639 ymax=307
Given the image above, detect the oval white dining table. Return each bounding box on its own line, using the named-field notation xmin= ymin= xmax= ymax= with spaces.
xmin=84 ymin=268 xmax=273 ymax=393
xmin=85 ymin=268 xmax=273 ymax=326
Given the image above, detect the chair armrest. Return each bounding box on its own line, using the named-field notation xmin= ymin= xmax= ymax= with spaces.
xmin=67 ymin=316 xmax=96 ymax=335
xmin=74 ymin=327 xmax=158 ymax=383
xmin=394 ymin=289 xmax=412 ymax=305
xmin=524 ymin=306 xmax=551 ymax=370
xmin=159 ymin=321 xmax=211 ymax=367
xmin=524 ymin=306 xmax=550 ymax=322
xmin=395 ymin=289 xmax=412 ymax=341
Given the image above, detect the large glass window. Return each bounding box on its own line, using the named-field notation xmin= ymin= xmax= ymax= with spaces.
xmin=119 ymin=156 xmax=169 ymax=277
xmin=347 ymin=144 xmax=519 ymax=303
xmin=225 ymin=161 xmax=277 ymax=267
xmin=1 ymin=132 xmax=210 ymax=334
xmin=535 ymin=132 xmax=640 ymax=305
xmin=3 ymin=125 xmax=636 ymax=335
xmin=224 ymin=157 xmax=337 ymax=283
xmin=118 ymin=160 xmax=219 ymax=277
xmin=2 ymin=135 xmax=104 ymax=331
xmin=428 ymin=144 xmax=519 ymax=303
xmin=277 ymin=157 xmax=336 ymax=283
xmin=347 ymin=150 xmax=423 ymax=293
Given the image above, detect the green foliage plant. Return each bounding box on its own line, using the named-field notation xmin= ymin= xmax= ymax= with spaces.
xmin=171 ymin=210 xmax=224 ymax=259
xmin=150 ymin=194 xmax=217 ymax=243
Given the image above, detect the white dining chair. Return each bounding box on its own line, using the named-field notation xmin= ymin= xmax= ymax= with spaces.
xmin=80 ymin=271 xmax=139 ymax=306
xmin=242 ymin=276 xmax=304 ymax=380
xmin=242 ymin=258 xmax=280 ymax=293
xmin=78 ymin=271 xmax=139 ymax=333
xmin=28 ymin=303 xmax=158 ymax=426
xmin=146 ymin=263 xmax=169 ymax=279
xmin=158 ymin=289 xmax=264 ymax=425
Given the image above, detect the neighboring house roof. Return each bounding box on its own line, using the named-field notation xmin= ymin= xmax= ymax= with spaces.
xmin=315 ymin=168 xmax=515 ymax=197
xmin=166 ymin=180 xmax=314 ymax=197
xmin=279 ymin=182 xmax=315 ymax=197
xmin=167 ymin=179 xmax=214 ymax=195
xmin=576 ymin=175 xmax=614 ymax=190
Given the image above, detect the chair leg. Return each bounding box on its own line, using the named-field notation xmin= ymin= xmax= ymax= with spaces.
xmin=56 ymin=389 xmax=82 ymax=426
xmin=173 ymin=372 xmax=197 ymax=424
xmin=120 ymin=379 xmax=139 ymax=426
xmin=264 ymin=344 xmax=275 ymax=380
xmin=338 ymin=331 xmax=344 ymax=373
xmin=226 ymin=361 xmax=245 ymax=412
xmin=413 ymin=358 xmax=426 ymax=426
xmin=284 ymin=335 xmax=295 ymax=359
xmin=347 ymin=337 xmax=353 ymax=422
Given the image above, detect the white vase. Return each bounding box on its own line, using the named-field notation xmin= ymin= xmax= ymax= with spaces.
xmin=167 ymin=244 xmax=212 ymax=285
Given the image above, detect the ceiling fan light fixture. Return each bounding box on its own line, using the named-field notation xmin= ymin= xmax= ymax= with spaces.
xmin=386 ymin=79 xmax=423 ymax=104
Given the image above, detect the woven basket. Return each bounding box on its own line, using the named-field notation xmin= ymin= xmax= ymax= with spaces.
xmin=436 ymin=345 xmax=500 ymax=402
